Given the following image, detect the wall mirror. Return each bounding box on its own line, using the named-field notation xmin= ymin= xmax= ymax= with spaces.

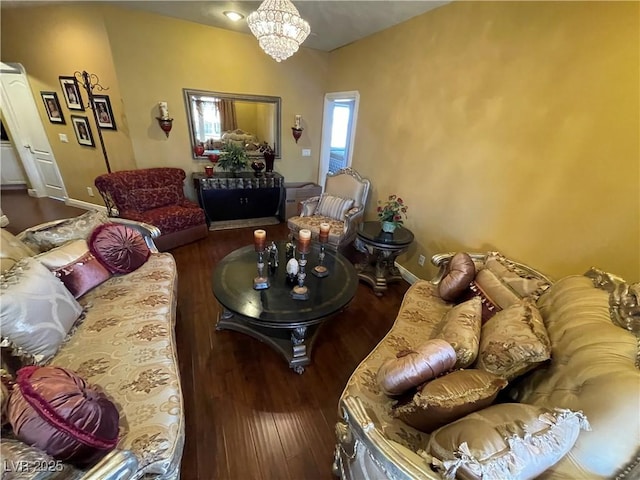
xmin=183 ymin=88 xmax=281 ymax=159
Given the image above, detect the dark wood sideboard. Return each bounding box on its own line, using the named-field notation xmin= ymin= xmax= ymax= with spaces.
xmin=192 ymin=172 xmax=284 ymax=222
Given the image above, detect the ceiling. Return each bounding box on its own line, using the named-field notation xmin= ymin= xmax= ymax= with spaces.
xmin=109 ymin=1 xmax=449 ymax=52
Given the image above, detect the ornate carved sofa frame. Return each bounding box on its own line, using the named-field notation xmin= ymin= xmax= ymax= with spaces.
xmin=334 ymin=252 xmax=639 ymax=479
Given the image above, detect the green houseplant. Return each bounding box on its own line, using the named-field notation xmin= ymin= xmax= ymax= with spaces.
xmin=217 ymin=142 xmax=248 ymax=174
xmin=377 ymin=194 xmax=408 ymax=233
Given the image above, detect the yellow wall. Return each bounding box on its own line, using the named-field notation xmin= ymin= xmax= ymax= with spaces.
xmin=1 ymin=5 xmax=137 ymax=204
xmin=1 ymin=4 xmax=329 ymax=203
xmin=328 ymin=1 xmax=639 ymax=280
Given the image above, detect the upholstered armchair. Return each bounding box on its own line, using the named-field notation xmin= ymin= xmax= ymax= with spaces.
xmin=95 ymin=168 xmax=207 ymax=251
xmin=287 ymin=168 xmax=370 ymax=250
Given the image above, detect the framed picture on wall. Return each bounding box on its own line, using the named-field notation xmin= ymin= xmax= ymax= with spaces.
xmin=40 ymin=91 xmax=65 ymax=124
xmin=59 ymin=76 xmax=84 ymax=111
xmin=71 ymin=115 xmax=95 ymax=147
xmin=93 ymin=95 xmax=117 ymax=130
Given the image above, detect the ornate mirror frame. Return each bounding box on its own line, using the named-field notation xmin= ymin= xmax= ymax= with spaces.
xmin=183 ymin=88 xmax=281 ymax=160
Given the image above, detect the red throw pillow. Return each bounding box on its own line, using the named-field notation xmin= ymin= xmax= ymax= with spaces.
xmin=54 ymin=251 xmax=112 ymax=298
xmin=89 ymin=223 xmax=150 ymax=274
xmin=7 ymin=366 xmax=119 ymax=467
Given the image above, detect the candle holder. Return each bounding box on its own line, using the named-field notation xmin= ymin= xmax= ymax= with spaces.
xmin=254 ymin=250 xmax=270 ymax=290
xmin=312 ymin=243 xmax=329 ymax=277
xmin=291 ymin=251 xmax=309 ymax=300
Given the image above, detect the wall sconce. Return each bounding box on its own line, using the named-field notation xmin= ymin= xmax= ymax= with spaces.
xmin=156 ymin=101 xmax=173 ymax=137
xmin=292 ymin=114 xmax=303 ymax=143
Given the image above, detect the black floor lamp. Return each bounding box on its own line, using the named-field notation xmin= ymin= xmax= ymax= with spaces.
xmin=74 ymin=70 xmax=112 ymax=173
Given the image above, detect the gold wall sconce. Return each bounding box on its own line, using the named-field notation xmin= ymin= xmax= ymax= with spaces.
xmin=156 ymin=101 xmax=173 ymax=137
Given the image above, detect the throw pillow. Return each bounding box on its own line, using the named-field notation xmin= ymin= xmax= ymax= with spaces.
xmin=35 ymin=239 xmax=111 ymax=298
xmin=20 ymin=210 xmax=110 ymax=254
xmin=1 ymin=228 xmax=36 ymax=273
xmin=89 ymin=223 xmax=150 ymax=275
xmin=476 ymin=299 xmax=551 ymax=381
xmin=393 ymin=369 xmax=507 ymax=433
xmin=438 ymin=252 xmax=476 ymax=302
xmin=436 ymin=297 xmax=482 ymax=368
xmin=474 ymin=268 xmax=521 ymax=310
xmin=484 ymin=253 xmax=550 ymax=299
xmin=315 ymin=194 xmax=354 ymax=221
xmin=427 ymin=403 xmax=590 ymax=480
xmin=128 ymin=185 xmax=181 ymax=212
xmin=8 ymin=366 xmax=119 ymax=467
xmin=377 ymin=339 xmax=457 ymax=396
xmin=0 ymin=258 xmax=83 ymax=365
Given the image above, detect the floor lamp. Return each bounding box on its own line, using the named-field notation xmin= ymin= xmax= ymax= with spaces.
xmin=74 ymin=70 xmax=112 ymax=173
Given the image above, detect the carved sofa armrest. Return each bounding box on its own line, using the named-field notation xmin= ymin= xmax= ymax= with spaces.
xmin=81 ymin=449 xmax=138 ymax=480
xmin=299 ymin=196 xmax=321 ymax=217
xmin=335 ymin=396 xmax=440 ymax=480
xmin=342 ymin=206 xmax=364 ymax=236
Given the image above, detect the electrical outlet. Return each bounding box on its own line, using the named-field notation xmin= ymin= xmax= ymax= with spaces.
xmin=418 ymin=255 xmax=425 ymax=267
xmin=86 ymin=187 xmax=94 ymax=197
xmin=59 ymin=133 xmax=68 ymax=143
xmin=302 ymin=149 xmax=311 ymax=157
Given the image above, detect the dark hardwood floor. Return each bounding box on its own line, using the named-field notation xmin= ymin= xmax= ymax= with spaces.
xmin=0 ymin=190 xmax=410 ymax=480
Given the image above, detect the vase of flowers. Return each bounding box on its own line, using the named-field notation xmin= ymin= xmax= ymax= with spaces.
xmin=218 ymin=142 xmax=248 ymax=175
xmin=377 ymin=194 xmax=408 ymax=233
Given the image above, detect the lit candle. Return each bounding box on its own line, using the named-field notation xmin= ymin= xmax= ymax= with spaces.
xmin=158 ymin=102 xmax=169 ymax=119
xmin=298 ymin=229 xmax=311 ymax=254
xmin=319 ymin=223 xmax=330 ymax=243
xmin=254 ymin=229 xmax=266 ymax=252
xmin=294 ymin=114 xmax=301 ymax=129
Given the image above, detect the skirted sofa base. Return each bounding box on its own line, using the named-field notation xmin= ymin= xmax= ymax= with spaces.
xmin=334 ymin=252 xmax=639 ymax=480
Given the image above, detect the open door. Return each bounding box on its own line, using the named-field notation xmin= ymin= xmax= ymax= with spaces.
xmin=0 ymin=62 xmax=67 ymax=199
xmin=318 ymin=91 xmax=359 ymax=188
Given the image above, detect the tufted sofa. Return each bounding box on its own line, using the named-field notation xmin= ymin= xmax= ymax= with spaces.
xmin=0 ymin=212 xmax=184 ymax=479
xmin=334 ymin=252 xmax=639 ymax=479
xmin=94 ymin=167 xmax=207 ymax=252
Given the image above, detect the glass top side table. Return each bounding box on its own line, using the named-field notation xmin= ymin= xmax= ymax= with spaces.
xmin=355 ymin=221 xmax=415 ymax=296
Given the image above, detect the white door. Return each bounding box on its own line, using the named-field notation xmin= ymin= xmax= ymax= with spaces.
xmin=318 ymin=91 xmax=359 ymax=188
xmin=0 ymin=63 xmax=67 ymax=199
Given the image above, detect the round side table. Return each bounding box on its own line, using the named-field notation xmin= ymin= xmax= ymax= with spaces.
xmin=355 ymin=221 xmax=414 ymax=296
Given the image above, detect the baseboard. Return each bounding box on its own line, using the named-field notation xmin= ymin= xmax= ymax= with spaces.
xmin=395 ymin=261 xmax=420 ymax=285
xmin=65 ymin=198 xmax=107 ymax=213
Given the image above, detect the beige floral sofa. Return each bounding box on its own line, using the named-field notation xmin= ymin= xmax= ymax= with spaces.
xmin=334 ymin=252 xmax=640 ymax=480
xmin=0 ymin=211 xmax=184 ymax=480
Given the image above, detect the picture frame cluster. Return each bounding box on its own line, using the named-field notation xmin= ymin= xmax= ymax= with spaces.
xmin=39 ymin=75 xmax=117 ymax=147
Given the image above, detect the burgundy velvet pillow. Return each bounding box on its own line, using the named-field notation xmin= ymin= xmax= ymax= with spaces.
xmin=438 ymin=252 xmax=476 ymax=302
xmin=54 ymin=252 xmax=111 ymax=298
xmin=7 ymin=366 xmax=119 ymax=467
xmin=89 ymin=223 xmax=150 ymax=274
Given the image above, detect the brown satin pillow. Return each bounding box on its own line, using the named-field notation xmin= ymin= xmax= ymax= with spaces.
xmin=436 ymin=297 xmax=482 ymax=368
xmin=393 ymin=369 xmax=507 ymax=433
xmin=377 ymin=339 xmax=457 ymax=396
xmin=438 ymin=252 xmax=476 ymax=302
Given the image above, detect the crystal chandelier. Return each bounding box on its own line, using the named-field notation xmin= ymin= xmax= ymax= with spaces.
xmin=247 ymin=0 xmax=311 ymax=62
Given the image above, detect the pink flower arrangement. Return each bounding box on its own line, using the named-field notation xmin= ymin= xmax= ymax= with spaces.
xmin=377 ymin=194 xmax=408 ymax=226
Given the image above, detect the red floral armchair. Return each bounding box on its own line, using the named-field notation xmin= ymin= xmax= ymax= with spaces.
xmin=95 ymin=168 xmax=207 ymax=251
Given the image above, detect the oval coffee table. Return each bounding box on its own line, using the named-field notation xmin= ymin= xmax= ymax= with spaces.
xmin=212 ymin=241 xmax=358 ymax=373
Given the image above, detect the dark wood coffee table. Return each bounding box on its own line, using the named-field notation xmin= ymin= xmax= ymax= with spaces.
xmin=212 ymin=241 xmax=358 ymax=373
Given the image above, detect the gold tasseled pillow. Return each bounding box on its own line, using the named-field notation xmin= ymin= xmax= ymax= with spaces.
xmin=436 ymin=297 xmax=482 ymax=369
xmin=428 ymin=403 xmax=590 ymax=480
xmin=393 ymin=369 xmax=507 ymax=433
xmin=475 ymin=299 xmax=551 ymax=381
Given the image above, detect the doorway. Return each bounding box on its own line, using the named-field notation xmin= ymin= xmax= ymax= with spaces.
xmin=0 ymin=62 xmax=67 ymax=199
xmin=318 ymin=91 xmax=359 ymax=187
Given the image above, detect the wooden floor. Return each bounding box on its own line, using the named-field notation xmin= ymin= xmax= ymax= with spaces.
xmin=0 ymin=190 xmax=410 ymax=480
